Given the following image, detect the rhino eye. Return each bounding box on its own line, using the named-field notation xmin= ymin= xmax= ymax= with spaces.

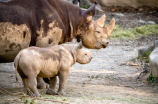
xmin=85 ymin=53 xmax=87 ymax=55
xmin=95 ymin=31 xmax=100 ymax=33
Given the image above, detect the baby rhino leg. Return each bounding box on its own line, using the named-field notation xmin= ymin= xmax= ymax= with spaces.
xmin=21 ymin=77 xmax=33 ymax=96
xmin=46 ymin=76 xmax=58 ymax=95
xmin=57 ymin=70 xmax=69 ymax=95
xmin=28 ymin=77 xmax=41 ymax=97
xmin=37 ymin=77 xmax=49 ymax=89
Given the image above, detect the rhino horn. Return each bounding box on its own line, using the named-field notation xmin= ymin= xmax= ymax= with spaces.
xmin=105 ymin=18 xmax=115 ymax=37
xmin=96 ymin=14 xmax=106 ymax=27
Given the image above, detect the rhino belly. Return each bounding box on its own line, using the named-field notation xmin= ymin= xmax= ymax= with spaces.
xmin=0 ymin=22 xmax=31 ymax=62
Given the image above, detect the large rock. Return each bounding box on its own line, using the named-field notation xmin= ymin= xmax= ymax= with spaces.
xmin=64 ymin=0 xmax=91 ymax=8
xmin=149 ymin=40 xmax=158 ymax=77
xmin=89 ymin=0 xmax=158 ymax=8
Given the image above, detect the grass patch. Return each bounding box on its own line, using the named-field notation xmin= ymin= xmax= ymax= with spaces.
xmin=137 ymin=50 xmax=152 ymax=63
xmin=110 ymin=24 xmax=158 ymax=39
xmin=83 ymin=5 xmax=88 ymax=9
xmin=93 ymin=96 xmax=153 ymax=104
xmin=147 ymin=75 xmax=157 ymax=84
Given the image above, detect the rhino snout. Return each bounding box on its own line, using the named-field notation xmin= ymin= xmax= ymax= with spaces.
xmin=101 ymin=40 xmax=109 ymax=48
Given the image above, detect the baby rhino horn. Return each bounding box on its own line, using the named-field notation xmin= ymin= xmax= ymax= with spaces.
xmin=77 ymin=41 xmax=82 ymax=49
xmin=96 ymin=14 xmax=106 ymax=27
xmin=105 ymin=18 xmax=115 ymax=37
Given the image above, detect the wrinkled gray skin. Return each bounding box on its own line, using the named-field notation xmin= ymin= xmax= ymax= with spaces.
xmin=14 ymin=43 xmax=92 ymax=97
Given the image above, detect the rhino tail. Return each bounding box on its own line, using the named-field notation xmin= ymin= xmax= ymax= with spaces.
xmin=14 ymin=54 xmax=21 ymax=82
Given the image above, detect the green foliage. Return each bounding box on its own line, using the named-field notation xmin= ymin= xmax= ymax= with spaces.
xmin=147 ymin=75 xmax=157 ymax=84
xmin=137 ymin=51 xmax=152 ymax=63
xmin=63 ymin=98 xmax=67 ymax=101
xmin=83 ymin=5 xmax=88 ymax=9
xmin=110 ymin=24 xmax=158 ymax=39
xmin=24 ymin=99 xmax=29 ymax=104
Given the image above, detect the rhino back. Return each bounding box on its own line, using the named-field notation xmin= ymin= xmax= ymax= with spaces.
xmin=23 ymin=46 xmax=72 ymax=78
xmin=0 ymin=0 xmax=82 ymax=62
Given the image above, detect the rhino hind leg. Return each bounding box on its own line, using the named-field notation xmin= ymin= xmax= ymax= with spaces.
xmin=27 ymin=77 xmax=41 ymax=97
xmin=37 ymin=77 xmax=49 ymax=89
xmin=21 ymin=77 xmax=32 ymax=95
xmin=46 ymin=76 xmax=58 ymax=95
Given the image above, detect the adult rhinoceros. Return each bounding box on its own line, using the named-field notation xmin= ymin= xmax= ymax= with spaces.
xmin=0 ymin=0 xmax=115 ymax=88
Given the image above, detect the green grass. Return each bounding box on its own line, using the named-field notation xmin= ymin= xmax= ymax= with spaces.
xmin=147 ymin=75 xmax=157 ymax=84
xmin=92 ymin=96 xmax=153 ymax=104
xmin=83 ymin=5 xmax=88 ymax=9
xmin=110 ymin=24 xmax=158 ymax=39
xmin=137 ymin=50 xmax=152 ymax=63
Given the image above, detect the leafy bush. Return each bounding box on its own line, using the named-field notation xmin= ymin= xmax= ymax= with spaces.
xmin=147 ymin=75 xmax=157 ymax=84
xmin=83 ymin=5 xmax=88 ymax=9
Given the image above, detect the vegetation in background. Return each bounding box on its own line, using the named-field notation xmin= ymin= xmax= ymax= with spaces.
xmin=147 ymin=75 xmax=157 ymax=84
xmin=137 ymin=50 xmax=152 ymax=63
xmin=83 ymin=5 xmax=88 ymax=9
xmin=110 ymin=24 xmax=158 ymax=39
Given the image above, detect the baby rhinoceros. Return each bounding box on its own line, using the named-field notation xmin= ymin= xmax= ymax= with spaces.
xmin=14 ymin=42 xmax=92 ymax=97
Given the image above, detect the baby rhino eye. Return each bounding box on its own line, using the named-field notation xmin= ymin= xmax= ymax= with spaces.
xmin=95 ymin=31 xmax=100 ymax=33
xmin=85 ymin=53 xmax=87 ymax=55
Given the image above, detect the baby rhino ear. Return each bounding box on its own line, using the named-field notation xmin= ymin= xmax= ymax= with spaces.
xmin=77 ymin=41 xmax=82 ymax=49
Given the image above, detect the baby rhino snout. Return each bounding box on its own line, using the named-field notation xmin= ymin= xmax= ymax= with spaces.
xmin=76 ymin=49 xmax=92 ymax=64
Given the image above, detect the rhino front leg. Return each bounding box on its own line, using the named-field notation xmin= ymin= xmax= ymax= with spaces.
xmin=57 ymin=70 xmax=69 ymax=95
xmin=46 ymin=76 xmax=58 ymax=95
xmin=28 ymin=77 xmax=41 ymax=97
xmin=37 ymin=77 xmax=49 ymax=89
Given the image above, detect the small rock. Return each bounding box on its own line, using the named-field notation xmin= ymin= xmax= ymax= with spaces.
xmin=138 ymin=45 xmax=154 ymax=56
xmin=139 ymin=8 xmax=143 ymax=11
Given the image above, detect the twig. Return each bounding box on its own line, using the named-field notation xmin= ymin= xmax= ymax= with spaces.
xmin=0 ymin=87 xmax=24 ymax=95
xmin=80 ymin=91 xmax=91 ymax=104
xmin=0 ymin=90 xmax=7 ymax=95
xmin=136 ymin=61 xmax=149 ymax=79
xmin=31 ymin=96 xmax=70 ymax=104
xmin=120 ymin=61 xmax=139 ymax=66
xmin=137 ymin=69 xmax=149 ymax=79
xmin=117 ymin=84 xmax=136 ymax=90
xmin=0 ymin=87 xmax=70 ymax=104
xmin=136 ymin=59 xmax=141 ymax=66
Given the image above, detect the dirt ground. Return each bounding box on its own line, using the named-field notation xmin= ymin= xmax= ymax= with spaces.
xmin=0 ymin=8 xmax=158 ymax=104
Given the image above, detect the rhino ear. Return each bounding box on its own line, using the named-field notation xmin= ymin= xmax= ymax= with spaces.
xmin=106 ymin=18 xmax=115 ymax=37
xmin=82 ymin=3 xmax=96 ymax=23
xmin=73 ymin=0 xmax=80 ymax=6
xmin=96 ymin=14 xmax=106 ymax=27
xmin=77 ymin=41 xmax=82 ymax=49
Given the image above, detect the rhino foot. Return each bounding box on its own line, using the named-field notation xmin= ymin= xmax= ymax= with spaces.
xmin=27 ymin=91 xmax=41 ymax=97
xmin=57 ymin=91 xmax=65 ymax=96
xmin=46 ymin=89 xmax=58 ymax=95
xmin=37 ymin=77 xmax=49 ymax=89
xmin=37 ymin=83 xmax=49 ymax=89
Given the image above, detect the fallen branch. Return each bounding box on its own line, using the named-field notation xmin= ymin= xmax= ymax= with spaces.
xmin=136 ymin=60 xmax=149 ymax=79
xmin=0 ymin=87 xmax=24 ymax=95
xmin=117 ymin=84 xmax=136 ymax=90
xmin=0 ymin=87 xmax=70 ymax=104
xmin=137 ymin=69 xmax=149 ymax=79
xmin=120 ymin=61 xmax=139 ymax=66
